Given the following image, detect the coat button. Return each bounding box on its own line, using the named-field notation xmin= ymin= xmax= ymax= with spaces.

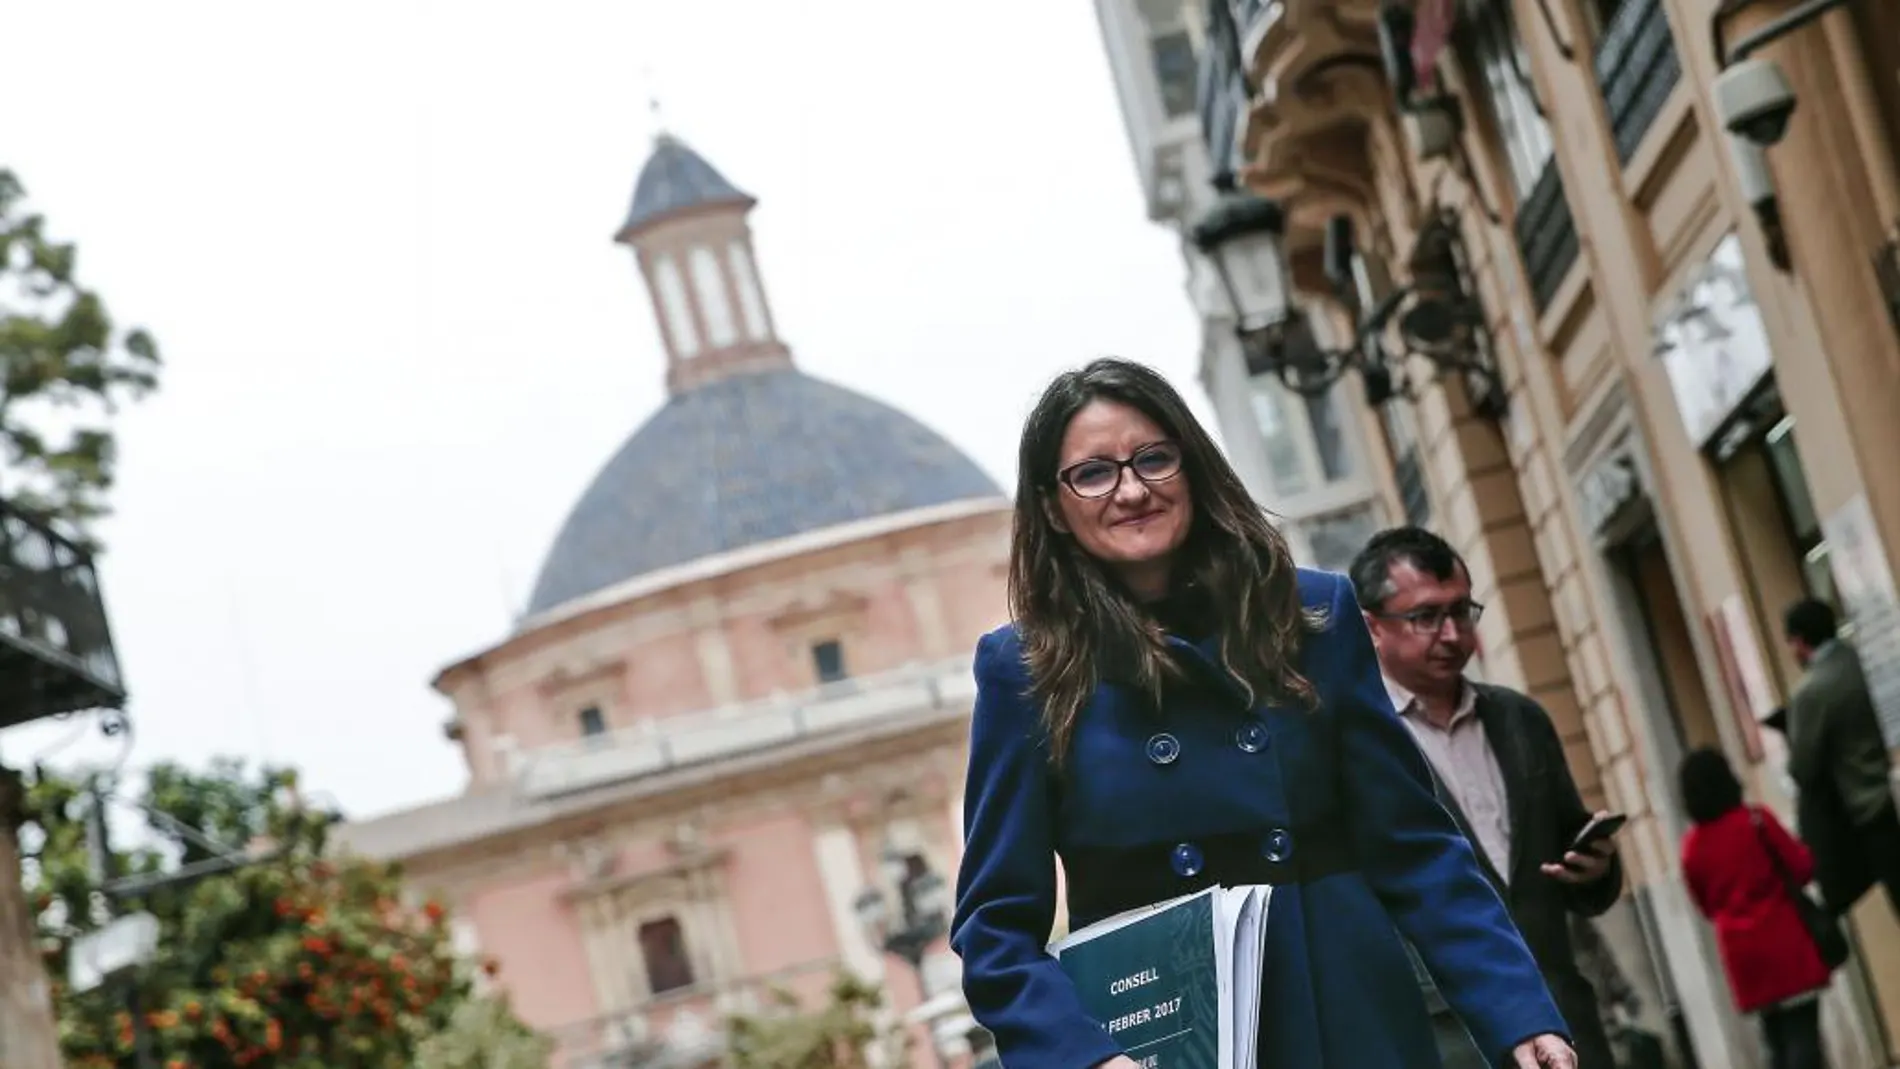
xmin=1146 ymin=732 xmax=1181 ymax=766
xmin=1170 ymin=842 xmax=1205 ymax=877
xmin=1235 ymin=719 xmax=1269 ymax=753
xmin=1262 ymin=827 xmax=1296 ymax=863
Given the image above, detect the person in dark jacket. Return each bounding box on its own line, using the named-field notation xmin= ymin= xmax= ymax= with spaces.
xmin=1348 ymin=527 xmax=1623 ymax=1069
xmin=1679 ymin=747 xmax=1832 ymax=1069
xmin=949 ymin=359 xmax=1576 ymax=1069
xmin=1782 ymin=598 xmax=1898 ymax=915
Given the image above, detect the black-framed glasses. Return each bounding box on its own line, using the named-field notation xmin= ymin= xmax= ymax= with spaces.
xmin=1057 ymin=441 xmax=1185 ymax=499
xmin=1373 ymin=599 xmax=1486 ymax=636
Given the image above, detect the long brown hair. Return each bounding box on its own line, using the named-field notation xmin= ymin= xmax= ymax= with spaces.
xmin=1007 ymin=357 xmax=1323 ymax=767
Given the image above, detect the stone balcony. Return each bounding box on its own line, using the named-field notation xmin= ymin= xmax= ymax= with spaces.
xmin=334 ymin=655 xmax=978 ymax=863
xmin=545 ymin=957 xmax=840 ymax=1069
xmin=515 ymin=656 xmax=979 ymax=802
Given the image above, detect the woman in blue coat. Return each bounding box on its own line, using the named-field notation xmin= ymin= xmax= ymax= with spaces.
xmin=951 ymin=358 xmax=1576 ymax=1069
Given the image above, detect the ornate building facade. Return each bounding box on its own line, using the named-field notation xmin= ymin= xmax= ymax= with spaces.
xmin=1184 ymin=1 xmax=1900 ymax=1067
xmin=1092 ymin=0 xmax=1401 ymax=575
xmin=335 ymin=134 xmax=1008 ymax=1068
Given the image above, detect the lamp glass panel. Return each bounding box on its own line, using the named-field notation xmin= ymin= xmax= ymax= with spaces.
xmin=1216 ymin=232 xmax=1288 ymax=326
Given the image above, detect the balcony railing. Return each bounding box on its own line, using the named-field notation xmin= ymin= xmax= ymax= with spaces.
xmin=1394 ymin=446 xmax=1433 ymax=529
xmin=546 ymin=957 xmax=840 ymax=1069
xmin=516 ymin=655 xmax=977 ymax=800
xmin=1513 ymin=160 xmax=1581 ymax=314
xmin=0 ymin=498 xmax=124 ymax=728
xmin=1594 ymin=0 xmax=1683 ymax=165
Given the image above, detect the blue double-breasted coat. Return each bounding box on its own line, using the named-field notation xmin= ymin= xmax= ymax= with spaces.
xmin=950 ymin=568 xmax=1569 ymax=1069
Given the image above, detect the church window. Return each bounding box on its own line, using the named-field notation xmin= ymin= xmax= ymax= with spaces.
xmin=639 ymin=915 xmax=695 ymax=995
xmin=652 ymin=255 xmax=700 ymax=357
xmin=690 ymin=247 xmax=738 ymax=347
xmin=811 ymin=639 xmax=848 ymax=684
xmin=578 ymin=704 xmax=606 ymax=738
xmin=729 ymin=241 xmax=771 ymax=341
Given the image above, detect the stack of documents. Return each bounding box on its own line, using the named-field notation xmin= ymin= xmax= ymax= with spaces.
xmin=1050 ymin=886 xmax=1272 ymax=1069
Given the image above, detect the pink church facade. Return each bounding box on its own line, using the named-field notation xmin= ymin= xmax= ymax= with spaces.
xmin=335 ymin=133 xmax=1031 ymax=1067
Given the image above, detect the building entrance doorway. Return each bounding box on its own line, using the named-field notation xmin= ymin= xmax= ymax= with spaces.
xmin=1603 ymin=508 xmax=1728 ymax=1069
xmin=1609 ymin=522 xmax=1724 ymax=765
xmin=1714 ymin=382 xmax=1900 ymax=1067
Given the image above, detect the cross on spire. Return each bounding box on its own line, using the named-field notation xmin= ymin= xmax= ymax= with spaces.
xmin=643 ymin=64 xmax=667 ymax=140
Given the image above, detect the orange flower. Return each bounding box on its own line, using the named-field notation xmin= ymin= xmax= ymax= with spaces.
xmin=302 ymin=936 xmax=331 ymax=955
xmin=422 ymin=900 xmax=447 ymax=923
xmin=183 ymin=1000 xmax=203 ymax=1021
xmin=265 ymin=1019 xmax=283 ymax=1052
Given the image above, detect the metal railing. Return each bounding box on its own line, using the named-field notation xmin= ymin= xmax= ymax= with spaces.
xmin=1394 ymin=446 xmax=1434 ymax=529
xmin=1594 ymin=0 xmax=1683 ymax=165
xmin=544 ymin=958 xmax=842 ymax=1069
xmin=0 ymin=498 xmax=124 ymax=728
xmin=516 ymin=656 xmax=977 ymax=800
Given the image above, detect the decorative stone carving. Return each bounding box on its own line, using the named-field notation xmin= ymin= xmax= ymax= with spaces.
xmin=1576 ymin=449 xmax=1643 ymax=538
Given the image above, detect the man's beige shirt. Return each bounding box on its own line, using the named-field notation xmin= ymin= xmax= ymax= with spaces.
xmin=1386 ymin=677 xmax=1513 ymax=884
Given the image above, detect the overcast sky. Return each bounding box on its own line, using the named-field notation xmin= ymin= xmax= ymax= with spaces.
xmin=0 ymin=1 xmax=1206 ymax=821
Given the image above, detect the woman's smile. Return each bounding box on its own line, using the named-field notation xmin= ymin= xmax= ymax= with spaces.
xmin=1112 ymin=508 xmax=1167 ymax=528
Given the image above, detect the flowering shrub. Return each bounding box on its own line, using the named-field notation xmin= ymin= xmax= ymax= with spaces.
xmin=22 ymin=760 xmax=539 ymax=1069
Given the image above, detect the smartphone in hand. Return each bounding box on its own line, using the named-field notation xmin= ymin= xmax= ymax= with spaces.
xmin=1566 ymin=812 xmax=1627 ymax=857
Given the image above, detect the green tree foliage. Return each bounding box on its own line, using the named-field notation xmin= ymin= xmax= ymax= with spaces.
xmin=18 ymin=759 xmax=541 ymax=1069
xmin=414 ymin=995 xmax=554 ymax=1069
xmin=726 ymin=972 xmax=910 ymax=1069
xmin=0 ymin=168 xmax=161 ymax=538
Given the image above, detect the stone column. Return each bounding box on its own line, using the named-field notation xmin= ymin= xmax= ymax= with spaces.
xmin=899 ymin=547 xmax=954 ymax=661
xmin=810 ymin=823 xmax=887 ymax=985
xmin=689 ymin=595 xmax=739 ymax=706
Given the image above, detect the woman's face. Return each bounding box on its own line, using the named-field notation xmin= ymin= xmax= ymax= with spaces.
xmin=1050 ymin=399 xmax=1192 ymax=599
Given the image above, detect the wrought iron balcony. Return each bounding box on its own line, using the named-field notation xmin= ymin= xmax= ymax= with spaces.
xmin=1393 ymin=446 xmax=1434 ymax=528
xmin=1594 ymin=0 xmax=1683 ymax=165
xmin=0 ymin=498 xmax=125 ymax=729
xmin=1513 ymin=160 xmax=1581 ymax=314
xmin=515 ymin=656 xmax=977 ymax=801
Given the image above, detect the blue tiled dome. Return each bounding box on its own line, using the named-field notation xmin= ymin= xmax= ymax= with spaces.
xmin=525 ymin=369 xmax=1003 ymax=616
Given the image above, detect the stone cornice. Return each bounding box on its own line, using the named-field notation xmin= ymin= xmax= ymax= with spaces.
xmin=466 ymin=534 xmax=1006 ymax=698
xmin=433 ymin=499 xmax=1011 ymax=686
xmin=559 ymin=846 xmax=733 ymax=906
xmin=391 ymin=716 xmax=970 ymax=892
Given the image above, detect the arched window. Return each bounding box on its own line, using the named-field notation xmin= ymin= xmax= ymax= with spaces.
xmin=690 ymin=247 xmax=738 ymax=347
xmin=651 ymin=255 xmax=700 ymax=358
xmin=728 ymin=242 xmax=771 ymax=341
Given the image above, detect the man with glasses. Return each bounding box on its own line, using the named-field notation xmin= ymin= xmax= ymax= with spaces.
xmin=1347 ymin=527 xmax=1622 ymax=1069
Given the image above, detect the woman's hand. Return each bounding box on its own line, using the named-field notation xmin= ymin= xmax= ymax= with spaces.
xmin=1511 ymin=1034 xmax=1577 ymax=1068
xmin=1093 ymin=1058 xmax=1143 ymax=1069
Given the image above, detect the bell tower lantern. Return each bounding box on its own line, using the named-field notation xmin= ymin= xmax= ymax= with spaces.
xmin=615 ymin=134 xmax=792 ymax=394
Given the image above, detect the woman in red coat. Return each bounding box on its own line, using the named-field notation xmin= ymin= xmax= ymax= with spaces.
xmin=1679 ymin=747 xmax=1832 ymax=1069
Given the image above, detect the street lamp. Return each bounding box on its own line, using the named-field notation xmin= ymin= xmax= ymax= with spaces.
xmin=854 ymin=847 xmax=953 ymax=1069
xmin=1189 ymin=190 xmax=1506 ymax=419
